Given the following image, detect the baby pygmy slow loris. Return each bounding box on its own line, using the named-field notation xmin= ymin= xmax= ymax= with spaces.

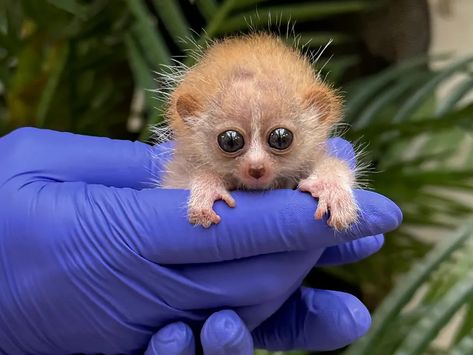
xmin=158 ymin=33 xmax=358 ymax=230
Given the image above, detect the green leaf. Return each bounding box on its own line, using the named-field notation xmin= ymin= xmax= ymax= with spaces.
xmin=392 ymin=57 xmax=473 ymax=123
xmin=197 ymin=0 xmax=238 ymax=46
xmin=232 ymin=0 xmax=273 ymax=11
xmin=2 ymin=0 xmax=23 ymax=42
xmin=194 ymin=0 xmax=218 ymax=20
xmin=394 ymin=271 xmax=473 ymax=355
xmin=345 ymin=55 xmax=447 ymax=122
xmin=436 ymin=76 xmax=473 ymax=116
xmin=297 ymin=32 xmax=354 ymax=48
xmin=152 ymin=0 xmax=193 ymax=50
xmin=344 ymin=223 xmax=473 ymax=355
xmin=322 ymin=55 xmax=359 ymax=83
xmin=37 ymin=43 xmax=69 ymax=127
xmin=46 ymin=0 xmax=87 ymax=19
xmin=125 ymin=0 xmax=171 ymax=69
xmin=454 ymin=294 xmax=473 ymax=345
xmin=358 ymin=103 xmax=473 ymax=141
xmin=422 ymin=241 xmax=473 ymax=305
xmin=452 ymin=332 xmax=473 ymax=355
xmin=124 ymin=33 xmax=156 ymax=114
xmin=218 ymin=1 xmax=373 ymax=34
xmin=352 ymin=72 xmax=430 ymax=129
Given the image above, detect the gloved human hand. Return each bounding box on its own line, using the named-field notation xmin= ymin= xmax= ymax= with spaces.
xmin=0 ymin=128 xmax=401 ymax=354
xmin=145 ymin=234 xmax=386 ymax=354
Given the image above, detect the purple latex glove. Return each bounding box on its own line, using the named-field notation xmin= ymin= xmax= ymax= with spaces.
xmin=145 ymin=236 xmax=385 ymax=354
xmin=0 ymin=128 xmax=401 ymax=354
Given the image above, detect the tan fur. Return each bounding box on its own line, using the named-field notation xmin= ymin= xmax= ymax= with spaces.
xmin=159 ymin=33 xmax=357 ymax=230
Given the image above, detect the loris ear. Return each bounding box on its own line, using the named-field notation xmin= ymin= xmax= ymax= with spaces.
xmin=303 ymin=84 xmax=342 ymax=125
xmin=175 ymin=93 xmax=202 ymax=125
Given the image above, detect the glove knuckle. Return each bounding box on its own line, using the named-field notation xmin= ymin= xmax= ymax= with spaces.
xmin=0 ymin=127 xmax=42 ymax=162
xmin=327 ymin=137 xmax=356 ymax=162
xmin=0 ymin=127 xmax=46 ymax=191
xmin=3 ymin=126 xmax=41 ymax=142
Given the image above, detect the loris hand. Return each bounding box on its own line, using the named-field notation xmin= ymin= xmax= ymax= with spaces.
xmin=0 ymin=128 xmax=401 ymax=353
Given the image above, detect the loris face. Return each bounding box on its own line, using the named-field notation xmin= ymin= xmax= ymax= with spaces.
xmin=171 ymin=70 xmax=342 ymax=189
xmin=176 ymin=77 xmax=335 ymax=190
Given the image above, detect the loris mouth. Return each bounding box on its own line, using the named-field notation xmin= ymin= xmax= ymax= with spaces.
xmin=237 ymin=177 xmax=275 ymax=190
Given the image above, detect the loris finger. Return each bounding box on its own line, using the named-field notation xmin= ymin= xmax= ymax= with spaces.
xmin=298 ymin=180 xmax=323 ymax=199
xmin=188 ymin=207 xmax=221 ymax=228
xmin=327 ymin=204 xmax=358 ymax=231
xmin=298 ymin=180 xmax=317 ymax=196
xmin=219 ymin=192 xmax=236 ymax=208
xmin=327 ymin=215 xmax=351 ymax=231
xmin=315 ymin=200 xmax=328 ymax=220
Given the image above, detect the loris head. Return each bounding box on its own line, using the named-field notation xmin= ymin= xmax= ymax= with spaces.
xmin=171 ymin=72 xmax=342 ymax=190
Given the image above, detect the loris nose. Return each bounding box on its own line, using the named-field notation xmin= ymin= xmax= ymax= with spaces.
xmin=248 ymin=166 xmax=265 ymax=179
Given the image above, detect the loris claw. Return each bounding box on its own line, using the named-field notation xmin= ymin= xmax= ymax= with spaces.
xmin=159 ymin=33 xmax=359 ymax=230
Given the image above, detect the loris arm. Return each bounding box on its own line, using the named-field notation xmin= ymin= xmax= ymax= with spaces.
xmin=299 ymin=155 xmax=358 ymax=231
xmin=188 ymin=171 xmax=236 ymax=228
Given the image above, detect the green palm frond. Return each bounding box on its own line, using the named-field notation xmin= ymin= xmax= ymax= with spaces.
xmin=215 ymin=1 xmax=373 ymax=35
xmin=345 ymin=222 xmax=473 ymax=355
xmin=345 ymin=56 xmax=473 ymax=231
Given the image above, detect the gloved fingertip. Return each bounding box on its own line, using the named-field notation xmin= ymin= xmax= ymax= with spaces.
xmin=371 ymin=234 xmax=385 ymax=252
xmin=339 ymin=293 xmax=372 ymax=339
xmin=353 ymin=191 xmax=403 ymax=237
xmin=201 ymin=310 xmax=253 ymax=355
xmin=305 ymin=288 xmax=371 ymax=345
xmin=145 ymin=322 xmax=195 ymax=355
xmin=354 ymin=304 xmax=372 ymax=339
xmin=352 ymin=234 xmax=384 ymax=257
xmin=327 ymin=137 xmax=356 ymax=170
xmin=317 ymin=234 xmax=385 ymax=266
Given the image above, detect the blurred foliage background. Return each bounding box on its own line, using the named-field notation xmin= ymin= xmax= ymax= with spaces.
xmin=1 ymin=0 xmax=473 ymax=354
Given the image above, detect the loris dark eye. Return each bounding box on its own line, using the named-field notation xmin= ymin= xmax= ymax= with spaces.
xmin=217 ymin=130 xmax=245 ymax=153
xmin=268 ymin=128 xmax=293 ymax=150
